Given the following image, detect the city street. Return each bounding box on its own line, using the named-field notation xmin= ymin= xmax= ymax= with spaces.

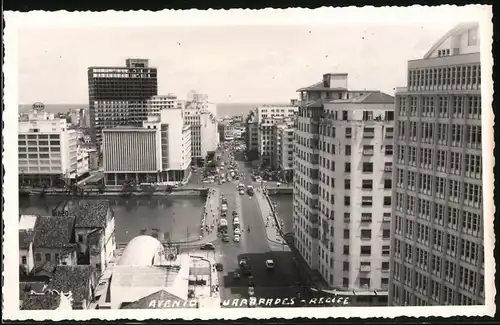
xmin=214 ymin=147 xmax=301 ymax=306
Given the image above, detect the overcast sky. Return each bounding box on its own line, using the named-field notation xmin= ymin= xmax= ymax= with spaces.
xmin=17 ymin=23 xmax=462 ymax=104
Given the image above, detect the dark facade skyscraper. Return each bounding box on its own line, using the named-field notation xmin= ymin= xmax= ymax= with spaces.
xmin=390 ymin=23 xmax=484 ymax=306
xmin=88 ymin=58 xmax=158 ymax=146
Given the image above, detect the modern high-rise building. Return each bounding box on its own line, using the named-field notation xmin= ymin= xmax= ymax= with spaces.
xmin=88 ymin=58 xmax=158 ymax=146
xmin=389 ymin=23 xmax=484 ymax=306
xmin=293 ymin=73 xmax=394 ymax=305
xmin=18 ymin=109 xmax=89 ymax=186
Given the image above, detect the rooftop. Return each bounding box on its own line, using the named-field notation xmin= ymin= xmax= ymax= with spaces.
xmin=20 ymin=292 xmax=61 ymax=310
xmin=19 ymin=230 xmax=34 ymax=249
xmin=62 ymin=200 xmax=111 ymax=228
xmin=423 ymin=22 xmax=479 ymax=59
xmin=46 ymin=265 xmax=95 ymax=304
xmin=331 ymin=91 xmax=395 ymax=104
xmin=297 ymin=81 xmax=347 ymax=92
xmin=33 ymin=216 xmax=76 ymax=249
xmin=117 ymin=235 xmax=164 ymax=266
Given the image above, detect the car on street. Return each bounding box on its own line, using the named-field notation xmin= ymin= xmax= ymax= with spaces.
xmin=215 ymin=263 xmax=224 ymax=271
xmin=221 ymin=197 xmax=228 ymax=204
xmin=239 ymin=189 xmax=245 ymax=195
xmin=222 ymin=234 xmax=230 ymax=242
xmin=265 ymin=259 xmax=275 ymax=269
xmin=200 ymin=243 xmax=215 ymax=250
xmin=232 ymin=211 xmax=238 ymax=217
xmin=233 ymin=234 xmax=240 ymax=242
xmin=234 ymin=228 xmax=241 ymax=235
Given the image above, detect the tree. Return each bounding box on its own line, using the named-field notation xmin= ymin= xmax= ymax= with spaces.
xmin=121 ymin=179 xmax=135 ymax=197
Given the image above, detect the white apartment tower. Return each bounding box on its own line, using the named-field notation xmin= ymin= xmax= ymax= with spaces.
xmin=183 ymin=94 xmax=219 ymax=165
xmin=293 ymin=73 xmax=394 ymax=305
xmin=390 ymin=23 xmax=485 ymax=306
xmin=18 ymin=110 xmax=80 ymax=186
xmin=257 ymin=105 xmax=298 ymax=166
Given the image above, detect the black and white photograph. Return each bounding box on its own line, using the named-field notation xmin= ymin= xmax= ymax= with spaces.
xmin=2 ymin=5 xmax=495 ymax=321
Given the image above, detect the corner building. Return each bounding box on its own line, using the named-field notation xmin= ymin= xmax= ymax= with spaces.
xmin=294 ymin=73 xmax=394 ymax=304
xmin=389 ymin=23 xmax=485 ymax=306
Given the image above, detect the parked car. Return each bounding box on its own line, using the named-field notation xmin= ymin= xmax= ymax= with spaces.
xmin=234 ymin=228 xmax=241 ymax=235
xmin=239 ymin=189 xmax=245 ymax=195
xmin=234 ymin=234 xmax=240 ymax=242
xmin=222 ymin=234 xmax=230 ymax=242
xmin=200 ymin=243 xmax=215 ymax=250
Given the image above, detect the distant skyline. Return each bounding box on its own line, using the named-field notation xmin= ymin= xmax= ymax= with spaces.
xmin=14 ymin=11 xmax=483 ymax=104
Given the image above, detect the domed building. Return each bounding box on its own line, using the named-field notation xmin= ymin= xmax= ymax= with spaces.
xmin=98 ymin=235 xmax=192 ymax=309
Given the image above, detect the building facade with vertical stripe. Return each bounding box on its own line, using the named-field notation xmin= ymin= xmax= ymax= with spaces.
xmin=389 ymin=23 xmax=484 ymax=306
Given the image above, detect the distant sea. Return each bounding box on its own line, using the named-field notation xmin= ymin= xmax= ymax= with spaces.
xmin=18 ymin=102 xmax=289 ymax=118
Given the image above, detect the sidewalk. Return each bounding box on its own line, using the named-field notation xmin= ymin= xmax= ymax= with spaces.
xmin=254 ymin=189 xmax=287 ymax=246
xmin=197 ymin=187 xmax=220 ymax=244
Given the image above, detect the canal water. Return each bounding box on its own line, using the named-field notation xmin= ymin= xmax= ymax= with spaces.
xmin=19 ymin=196 xmax=206 ymax=244
xmin=269 ymin=194 xmax=293 ymax=234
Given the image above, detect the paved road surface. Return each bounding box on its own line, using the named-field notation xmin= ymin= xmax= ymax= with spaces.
xmin=215 ymin=148 xmax=301 ymax=306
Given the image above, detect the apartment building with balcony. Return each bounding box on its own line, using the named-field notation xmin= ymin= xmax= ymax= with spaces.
xmin=257 ymin=104 xmax=298 ymax=166
xmin=184 ymin=97 xmax=218 ymax=166
xmin=272 ymin=119 xmax=295 ymax=178
xmin=245 ymin=109 xmax=259 ymax=159
xmin=389 ymin=23 xmax=485 ymax=306
xmin=293 ymin=73 xmax=394 ymax=305
xmin=88 ymin=58 xmax=158 ymax=146
xmin=18 ymin=110 xmax=81 ymax=186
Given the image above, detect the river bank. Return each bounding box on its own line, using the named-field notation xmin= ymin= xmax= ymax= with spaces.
xmin=19 ymin=195 xmax=207 ymax=243
xmin=19 ymin=188 xmax=209 ymax=198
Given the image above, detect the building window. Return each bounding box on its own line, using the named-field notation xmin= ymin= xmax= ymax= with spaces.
xmin=343 ymin=261 xmax=349 ymax=271
xmin=361 ymin=213 xmax=372 ymax=222
xmin=343 ymin=277 xmax=349 ymax=288
xmin=345 ymin=127 xmax=352 ymax=138
xmin=345 ymin=163 xmax=351 ymax=173
xmin=344 ymin=229 xmax=350 ymax=239
xmin=345 ymin=145 xmax=351 ymax=156
xmin=21 ymin=256 xmax=27 ymax=265
xmin=382 ymin=261 xmax=390 ymax=271
xmin=362 ymin=179 xmax=373 ymax=190
xmin=363 ymin=127 xmax=375 ymax=138
xmin=35 ymin=253 xmax=41 ymax=262
xmin=45 ymin=253 xmax=51 ymax=262
xmin=344 ymin=196 xmax=351 ymax=206
xmin=382 ymin=245 xmax=390 ymax=256
xmin=383 ymin=196 xmax=392 ymax=206
xmin=360 ymin=278 xmax=371 ymax=288
xmin=362 ymin=162 xmax=373 ymax=173
xmin=361 ymin=229 xmax=372 ymax=240
xmin=385 ymin=145 xmax=393 ymax=156
xmin=361 ymin=196 xmax=373 ymax=207
xmin=344 ymin=179 xmax=351 ymax=190
xmin=360 ymin=246 xmax=371 ymax=256
xmin=383 ymin=229 xmax=391 ymax=239
xmin=344 ymin=213 xmax=350 ymax=222
xmin=384 ymin=179 xmax=392 ymax=189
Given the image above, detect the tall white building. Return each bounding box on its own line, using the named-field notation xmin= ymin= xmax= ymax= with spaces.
xmin=147 ymin=94 xmax=185 ymax=117
xmin=390 ymin=23 xmax=485 ymax=306
xmin=184 ymin=95 xmax=219 ymax=165
xmin=293 ymin=73 xmax=394 ymax=305
xmin=102 ymin=105 xmax=191 ymax=185
xmin=18 ymin=110 xmax=84 ymax=186
xmin=272 ymin=119 xmax=295 ymax=178
xmin=256 ymin=104 xmax=298 ymax=166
